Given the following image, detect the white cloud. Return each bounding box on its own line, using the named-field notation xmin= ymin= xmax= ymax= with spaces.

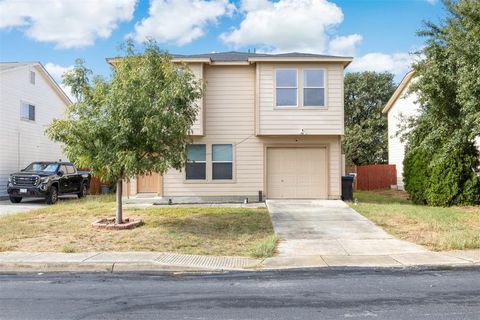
xmin=221 ymin=0 xmax=351 ymax=53
xmin=44 ymin=63 xmax=74 ymax=101
xmin=240 ymin=0 xmax=271 ymax=11
xmin=349 ymin=52 xmax=414 ymax=76
xmin=328 ymin=34 xmax=363 ymax=56
xmin=0 ymin=0 xmax=136 ymax=49
xmin=131 ymin=0 xmax=234 ymax=45
xmin=425 ymin=0 xmax=438 ymax=4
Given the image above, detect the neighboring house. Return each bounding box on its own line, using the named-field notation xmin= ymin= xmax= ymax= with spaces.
xmin=382 ymin=70 xmax=480 ymax=190
xmin=0 ymin=62 xmax=71 ymax=197
xmin=120 ymin=52 xmax=352 ymax=201
xmin=382 ymin=71 xmax=418 ymax=190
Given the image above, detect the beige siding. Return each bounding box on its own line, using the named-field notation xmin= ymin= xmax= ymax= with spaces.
xmin=163 ymin=65 xmax=342 ymax=199
xmin=0 ymin=65 xmax=68 ymax=196
xmin=257 ymin=62 xmax=344 ymax=135
xmin=187 ymin=63 xmax=204 ymax=136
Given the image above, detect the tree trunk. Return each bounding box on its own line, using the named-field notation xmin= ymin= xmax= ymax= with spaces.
xmin=115 ymin=179 xmax=123 ymax=224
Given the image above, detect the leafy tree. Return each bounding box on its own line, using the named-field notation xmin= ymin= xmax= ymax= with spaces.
xmin=47 ymin=41 xmax=203 ymax=223
xmin=343 ymin=71 xmax=396 ymax=165
xmin=403 ymin=0 xmax=480 ymax=206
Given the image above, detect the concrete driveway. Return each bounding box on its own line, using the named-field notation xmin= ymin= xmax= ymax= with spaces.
xmin=266 ymin=200 xmax=428 ymax=260
xmin=0 ymin=196 xmax=77 ymax=217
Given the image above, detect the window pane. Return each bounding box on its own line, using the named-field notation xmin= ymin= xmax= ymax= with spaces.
xmin=304 ymin=70 xmax=324 ymax=87
xmin=30 ymin=71 xmax=35 ymax=85
xmin=186 ymin=144 xmax=206 ymax=161
xmin=304 ymin=88 xmax=325 ymax=106
xmin=212 ymin=144 xmax=232 ymax=162
xmin=186 ymin=163 xmax=206 ymax=180
xmin=213 ymin=163 xmax=232 ymax=180
xmin=29 ymin=104 xmax=35 ymax=120
xmin=20 ymin=103 xmax=29 ymax=119
xmin=276 ymin=69 xmax=297 ymax=87
xmin=66 ymin=165 xmax=75 ymax=174
xmin=276 ymin=88 xmax=297 ymax=106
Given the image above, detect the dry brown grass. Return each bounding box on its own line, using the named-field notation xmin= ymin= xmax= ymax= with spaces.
xmin=351 ymin=191 xmax=480 ymax=251
xmin=0 ymin=195 xmax=275 ymax=257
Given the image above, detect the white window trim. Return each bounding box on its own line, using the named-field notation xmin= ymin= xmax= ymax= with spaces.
xmin=183 ymin=143 xmax=236 ymax=184
xmin=274 ymin=68 xmax=298 ymax=108
xmin=20 ymin=101 xmax=36 ymax=122
xmin=185 ymin=144 xmax=207 ymax=181
xmin=212 ymin=144 xmax=233 ymax=181
xmin=302 ymin=68 xmax=327 ymax=108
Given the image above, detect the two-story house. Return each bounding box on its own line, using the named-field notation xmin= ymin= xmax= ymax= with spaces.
xmin=0 ymin=62 xmax=71 ymax=197
xmin=121 ymin=52 xmax=352 ymax=201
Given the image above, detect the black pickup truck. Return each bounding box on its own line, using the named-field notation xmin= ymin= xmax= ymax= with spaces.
xmin=7 ymin=162 xmax=90 ymax=204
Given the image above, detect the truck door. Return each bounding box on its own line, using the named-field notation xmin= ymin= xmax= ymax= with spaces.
xmin=58 ymin=165 xmax=70 ymax=193
xmin=66 ymin=164 xmax=81 ymax=192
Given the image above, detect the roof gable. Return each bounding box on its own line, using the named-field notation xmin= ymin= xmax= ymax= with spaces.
xmin=382 ymin=70 xmax=416 ymax=114
xmin=0 ymin=62 xmax=72 ymax=105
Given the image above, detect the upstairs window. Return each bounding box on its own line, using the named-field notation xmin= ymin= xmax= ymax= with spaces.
xmin=186 ymin=144 xmax=206 ymax=180
xmin=275 ymin=69 xmax=297 ymax=107
xmin=30 ymin=71 xmax=35 ymax=85
xmin=303 ymin=69 xmax=325 ymax=107
xmin=21 ymin=102 xmax=35 ymax=121
xmin=212 ymin=144 xmax=233 ymax=180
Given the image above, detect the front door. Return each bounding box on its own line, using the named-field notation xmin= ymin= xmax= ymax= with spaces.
xmin=137 ymin=173 xmax=161 ymax=194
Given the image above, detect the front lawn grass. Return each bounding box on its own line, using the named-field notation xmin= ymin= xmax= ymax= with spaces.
xmin=0 ymin=195 xmax=275 ymax=257
xmin=351 ymin=190 xmax=480 ymax=251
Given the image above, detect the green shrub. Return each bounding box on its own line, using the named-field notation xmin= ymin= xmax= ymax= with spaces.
xmin=425 ymin=144 xmax=479 ymax=206
xmin=403 ymin=147 xmax=430 ymax=204
xmin=405 ymin=144 xmax=479 ymax=207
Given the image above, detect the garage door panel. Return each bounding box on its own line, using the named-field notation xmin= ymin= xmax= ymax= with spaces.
xmin=267 ymin=147 xmax=327 ymax=199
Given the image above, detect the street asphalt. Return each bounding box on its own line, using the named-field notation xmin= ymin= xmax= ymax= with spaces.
xmin=0 ymin=267 xmax=479 ymax=319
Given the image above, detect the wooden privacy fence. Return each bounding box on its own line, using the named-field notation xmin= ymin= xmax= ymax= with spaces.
xmin=88 ymin=176 xmax=103 ymax=195
xmin=345 ymin=164 xmax=397 ymax=191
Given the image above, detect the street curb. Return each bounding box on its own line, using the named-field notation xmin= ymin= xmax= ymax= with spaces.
xmin=0 ymin=263 xmax=115 ymax=273
xmin=0 ymin=261 xmax=477 ymax=274
xmin=0 ymin=262 xmax=232 ymax=273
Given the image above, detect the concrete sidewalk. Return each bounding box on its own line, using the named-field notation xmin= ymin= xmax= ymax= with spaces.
xmin=0 ymin=250 xmax=478 ymax=273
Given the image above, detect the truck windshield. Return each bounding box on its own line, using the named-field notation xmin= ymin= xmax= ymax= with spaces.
xmin=24 ymin=163 xmax=59 ymax=172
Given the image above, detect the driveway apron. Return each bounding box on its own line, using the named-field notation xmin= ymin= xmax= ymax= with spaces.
xmin=266 ymin=200 xmax=427 ymax=257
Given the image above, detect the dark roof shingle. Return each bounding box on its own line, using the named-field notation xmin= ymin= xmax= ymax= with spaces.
xmin=171 ymin=51 xmax=350 ymax=62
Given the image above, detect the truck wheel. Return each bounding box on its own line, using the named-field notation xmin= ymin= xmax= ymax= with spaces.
xmin=46 ymin=186 xmax=58 ymax=205
xmin=78 ymin=183 xmax=88 ymax=198
xmin=9 ymin=196 xmax=22 ymax=203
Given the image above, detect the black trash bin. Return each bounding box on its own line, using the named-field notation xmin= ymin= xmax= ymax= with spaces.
xmin=341 ymin=175 xmax=354 ymax=201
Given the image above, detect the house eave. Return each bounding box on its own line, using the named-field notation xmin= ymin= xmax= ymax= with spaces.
xmin=382 ymin=70 xmax=416 ymax=114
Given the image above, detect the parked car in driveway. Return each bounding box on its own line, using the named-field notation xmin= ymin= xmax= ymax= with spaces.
xmin=6 ymin=162 xmax=90 ymax=204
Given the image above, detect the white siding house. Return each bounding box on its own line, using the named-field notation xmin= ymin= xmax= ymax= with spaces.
xmin=383 ymin=70 xmax=480 ymax=190
xmin=382 ymin=71 xmax=418 ymax=190
xmin=0 ymin=62 xmax=71 ymax=197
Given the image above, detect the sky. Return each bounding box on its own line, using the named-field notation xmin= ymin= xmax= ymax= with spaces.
xmin=0 ymin=0 xmax=447 ymax=96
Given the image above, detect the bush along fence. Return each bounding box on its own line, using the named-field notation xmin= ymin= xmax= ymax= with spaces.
xmin=345 ymin=164 xmax=397 ymax=191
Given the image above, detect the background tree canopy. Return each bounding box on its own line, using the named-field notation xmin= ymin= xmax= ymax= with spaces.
xmin=343 ymin=71 xmax=396 ymax=165
xmin=403 ymin=0 xmax=480 ymax=206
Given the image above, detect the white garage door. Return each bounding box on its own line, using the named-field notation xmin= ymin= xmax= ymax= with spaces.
xmin=267 ymin=147 xmax=327 ymax=199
